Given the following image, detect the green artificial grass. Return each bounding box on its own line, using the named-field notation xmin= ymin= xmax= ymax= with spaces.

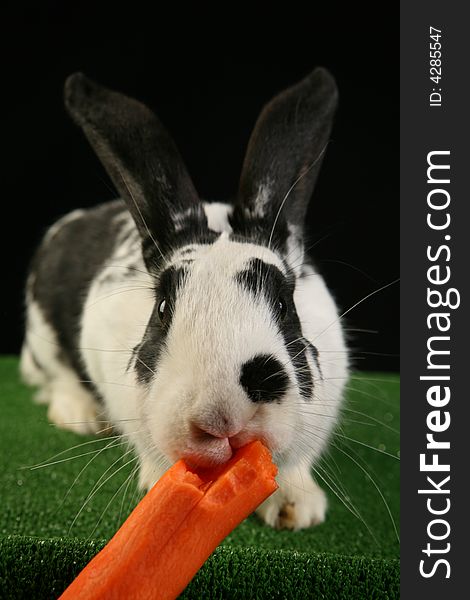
xmin=0 ymin=356 xmax=399 ymax=599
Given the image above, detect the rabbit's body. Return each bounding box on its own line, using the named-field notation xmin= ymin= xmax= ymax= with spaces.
xmin=21 ymin=69 xmax=348 ymax=530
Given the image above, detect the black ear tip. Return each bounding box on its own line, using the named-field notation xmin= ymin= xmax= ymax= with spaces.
xmin=65 ymin=72 xmax=90 ymax=98
xmin=312 ymin=66 xmax=333 ymax=79
xmin=64 ymin=72 xmax=99 ymax=116
xmin=310 ymin=66 xmax=338 ymax=97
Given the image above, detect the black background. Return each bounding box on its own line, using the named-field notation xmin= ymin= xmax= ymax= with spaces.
xmin=2 ymin=8 xmax=398 ymax=371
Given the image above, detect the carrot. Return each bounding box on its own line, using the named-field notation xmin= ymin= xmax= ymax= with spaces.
xmin=59 ymin=440 xmax=278 ymax=600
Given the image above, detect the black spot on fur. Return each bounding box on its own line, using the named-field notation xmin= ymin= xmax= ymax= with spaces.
xmin=281 ymin=311 xmax=314 ymax=400
xmin=173 ymin=228 xmax=219 ymax=250
xmin=304 ymin=339 xmax=323 ymax=379
xmin=236 ymin=258 xmax=287 ymax=317
xmin=133 ymin=305 xmax=164 ymax=384
xmin=228 ymin=212 xmax=289 ymax=253
xmin=134 ymin=265 xmax=188 ymax=384
xmin=236 ymin=258 xmax=314 ymax=400
xmin=144 ymin=229 xmax=218 ymax=275
xmin=240 ymin=354 xmax=288 ymax=403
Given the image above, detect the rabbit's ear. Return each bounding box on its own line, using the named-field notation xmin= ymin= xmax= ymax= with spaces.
xmin=64 ymin=73 xmax=205 ymax=263
xmin=232 ymin=67 xmax=338 ymax=247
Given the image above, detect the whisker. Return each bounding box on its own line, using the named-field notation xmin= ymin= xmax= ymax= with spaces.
xmin=342 ymin=328 xmax=379 ymax=335
xmin=56 ymin=436 xmax=127 ymax=513
xmin=333 ymin=433 xmax=399 ymax=460
xmin=86 ymin=462 xmax=139 ymax=541
xmin=343 ymin=383 xmax=397 ymax=409
xmin=28 ymin=330 xmax=136 ymax=357
xmin=348 ymin=375 xmax=400 ymax=385
xmin=318 ymin=258 xmax=378 ymax=284
xmin=314 ymin=465 xmax=380 ymax=547
xmin=68 ymin=449 xmax=138 ymax=534
xmin=21 ymin=435 xmax=127 ymax=470
xmin=312 ymin=278 xmax=399 ymax=344
xmin=115 ymin=165 xmax=165 ymax=261
xmin=268 ymin=144 xmax=328 ymax=249
xmin=118 ymin=463 xmax=140 ymax=528
xmin=87 ymin=286 xmax=155 ymax=309
xmin=332 ymin=441 xmax=400 ymax=544
xmin=100 ymin=262 xmax=151 ymax=278
xmin=135 ymin=355 xmax=157 ymax=377
xmin=28 ymin=443 xmax=128 ymax=471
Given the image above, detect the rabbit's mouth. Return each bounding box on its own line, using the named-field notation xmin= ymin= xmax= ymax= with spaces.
xmin=180 ymin=419 xmax=272 ymax=468
xmin=182 ymin=438 xmax=233 ymax=469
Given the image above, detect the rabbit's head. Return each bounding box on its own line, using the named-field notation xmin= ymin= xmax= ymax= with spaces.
xmin=64 ymin=68 xmax=338 ymax=469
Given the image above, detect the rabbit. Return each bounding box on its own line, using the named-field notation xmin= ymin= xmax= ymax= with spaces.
xmin=20 ymin=68 xmax=348 ymax=531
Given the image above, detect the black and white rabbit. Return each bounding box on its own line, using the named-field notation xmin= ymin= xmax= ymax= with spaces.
xmin=20 ymin=68 xmax=348 ymax=530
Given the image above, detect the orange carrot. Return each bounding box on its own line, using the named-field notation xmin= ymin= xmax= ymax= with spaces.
xmin=59 ymin=441 xmax=278 ymax=600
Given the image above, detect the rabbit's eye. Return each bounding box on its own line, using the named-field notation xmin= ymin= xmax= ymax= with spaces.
xmin=158 ymin=299 xmax=167 ymax=323
xmin=277 ymin=297 xmax=288 ymax=321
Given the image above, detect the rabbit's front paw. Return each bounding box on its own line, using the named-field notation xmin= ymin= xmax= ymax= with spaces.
xmin=256 ymin=468 xmax=327 ymax=530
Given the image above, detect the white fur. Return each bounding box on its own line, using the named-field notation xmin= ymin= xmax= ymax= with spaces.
xmin=285 ymin=223 xmax=305 ymax=276
xmin=257 ymin=463 xmax=328 ymax=530
xmin=242 ymin=181 xmax=273 ymax=219
xmin=79 ymin=213 xmax=154 ymax=454
xmin=202 ymin=202 xmax=233 ymax=233
xmin=21 ymin=300 xmax=101 ymax=434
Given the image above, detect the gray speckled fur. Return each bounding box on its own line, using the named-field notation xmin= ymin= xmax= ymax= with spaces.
xmin=26 ymin=200 xmax=130 ymax=389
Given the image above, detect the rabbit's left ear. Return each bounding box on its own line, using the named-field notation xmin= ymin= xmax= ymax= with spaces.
xmin=232 ymin=67 xmax=338 ymax=247
xmin=64 ymin=73 xmax=206 ymax=265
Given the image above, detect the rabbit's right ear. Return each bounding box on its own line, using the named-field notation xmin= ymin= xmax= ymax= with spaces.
xmin=64 ymin=73 xmax=205 ymax=265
